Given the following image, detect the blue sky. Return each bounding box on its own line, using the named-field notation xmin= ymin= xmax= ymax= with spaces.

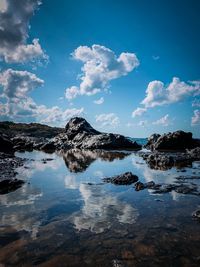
xmin=0 ymin=0 xmax=200 ymax=137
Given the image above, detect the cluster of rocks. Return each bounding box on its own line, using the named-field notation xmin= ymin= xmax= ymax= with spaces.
xmin=0 ymin=117 xmax=141 ymax=153
xmin=102 ymin=171 xmax=200 ymax=196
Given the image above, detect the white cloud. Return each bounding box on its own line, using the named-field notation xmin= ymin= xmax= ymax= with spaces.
xmin=0 ymin=68 xmax=84 ymax=126
xmin=192 ymin=98 xmax=200 ymax=107
xmin=65 ymin=44 xmax=139 ymax=99
xmin=0 ymin=0 xmax=47 ymax=64
xmin=152 ymin=114 xmax=170 ymax=126
xmin=191 ymin=110 xmax=200 ymax=126
xmin=0 ymin=68 xmax=44 ymax=100
xmin=132 ymin=107 xmax=146 ymax=117
xmin=93 ymin=97 xmax=104 ymax=105
xmin=141 ymin=77 xmax=200 ymax=108
xmin=95 ymin=113 xmax=120 ymax=128
xmin=65 ymin=86 xmax=79 ymax=100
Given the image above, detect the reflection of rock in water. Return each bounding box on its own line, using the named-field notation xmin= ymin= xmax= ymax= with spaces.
xmin=70 ymin=184 xmax=138 ymax=233
xmin=62 ymin=149 xmax=130 ymax=173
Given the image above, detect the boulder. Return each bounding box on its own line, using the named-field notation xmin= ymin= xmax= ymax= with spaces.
xmin=103 ymin=172 xmax=139 ymax=185
xmin=147 ymin=130 xmax=199 ymax=151
xmin=54 ymin=117 xmax=141 ymax=150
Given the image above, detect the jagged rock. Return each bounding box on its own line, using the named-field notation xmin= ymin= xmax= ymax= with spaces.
xmin=54 ymin=117 xmax=141 ymax=150
xmin=145 ymin=133 xmax=161 ymax=150
xmin=40 ymin=141 xmax=56 ymax=152
xmin=103 ymin=172 xmax=139 ymax=185
xmin=147 ymin=130 xmax=199 ymax=151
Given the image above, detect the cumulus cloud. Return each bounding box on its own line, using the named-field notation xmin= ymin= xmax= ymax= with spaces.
xmin=0 ymin=68 xmax=84 ymax=125
xmin=192 ymin=98 xmax=200 ymax=107
xmin=152 ymin=114 xmax=170 ymax=126
xmin=65 ymin=44 xmax=139 ymax=100
xmin=95 ymin=113 xmax=120 ymax=128
xmin=0 ymin=0 xmax=47 ymax=63
xmin=132 ymin=107 xmax=146 ymax=117
xmin=191 ymin=110 xmax=200 ymax=126
xmin=142 ymin=77 xmax=200 ymax=108
xmin=93 ymin=97 xmax=104 ymax=105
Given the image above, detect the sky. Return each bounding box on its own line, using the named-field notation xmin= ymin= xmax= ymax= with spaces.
xmin=0 ymin=0 xmax=200 ymax=138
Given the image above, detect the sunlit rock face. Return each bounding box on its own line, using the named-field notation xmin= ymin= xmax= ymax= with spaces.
xmin=53 ymin=117 xmax=142 ymax=150
xmin=62 ymin=149 xmax=130 ymax=173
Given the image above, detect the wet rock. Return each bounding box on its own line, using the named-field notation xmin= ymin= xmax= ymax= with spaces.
xmin=0 ymin=179 xmax=25 ymax=194
xmin=135 ymin=181 xmax=158 ymax=191
xmin=40 ymin=141 xmax=56 ymax=152
xmin=147 ymin=130 xmax=199 ymax=151
xmin=103 ymin=172 xmax=139 ymax=185
xmin=54 ymin=117 xmax=142 ymax=150
xmin=192 ymin=210 xmax=200 ymax=220
xmin=174 ymin=184 xmax=197 ymax=194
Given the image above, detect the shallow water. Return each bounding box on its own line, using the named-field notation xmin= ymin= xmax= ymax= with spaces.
xmin=0 ymin=149 xmax=200 ymax=267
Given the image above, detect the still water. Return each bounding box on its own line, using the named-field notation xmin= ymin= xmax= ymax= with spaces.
xmin=0 ymin=149 xmax=200 ymax=266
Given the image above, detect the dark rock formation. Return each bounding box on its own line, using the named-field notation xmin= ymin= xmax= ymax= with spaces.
xmin=53 ymin=117 xmax=141 ymax=150
xmin=103 ymin=172 xmax=139 ymax=185
xmin=0 ymin=134 xmax=14 ymax=153
xmin=134 ymin=181 xmax=158 ymax=191
xmin=146 ymin=130 xmax=199 ymax=151
xmin=192 ymin=210 xmax=200 ymax=220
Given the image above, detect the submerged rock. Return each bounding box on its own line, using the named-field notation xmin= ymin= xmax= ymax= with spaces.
xmin=103 ymin=172 xmax=139 ymax=185
xmin=53 ymin=117 xmax=142 ymax=150
xmin=192 ymin=210 xmax=200 ymax=220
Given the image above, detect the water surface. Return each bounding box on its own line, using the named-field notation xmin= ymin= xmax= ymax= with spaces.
xmin=0 ymin=149 xmax=200 ymax=266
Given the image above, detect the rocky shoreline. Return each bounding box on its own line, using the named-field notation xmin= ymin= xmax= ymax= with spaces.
xmin=0 ymin=117 xmax=200 ymax=200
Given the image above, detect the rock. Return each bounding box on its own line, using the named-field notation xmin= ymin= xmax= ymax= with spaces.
xmin=40 ymin=141 xmax=56 ymax=152
xmin=0 ymin=134 xmax=14 ymax=152
xmin=103 ymin=172 xmax=139 ymax=185
xmin=0 ymin=179 xmax=24 ymax=194
xmin=135 ymin=181 xmax=157 ymax=191
xmin=192 ymin=210 xmax=200 ymax=220
xmin=147 ymin=130 xmax=199 ymax=151
xmin=145 ymin=133 xmax=161 ymax=150
xmin=54 ymin=117 xmax=142 ymax=150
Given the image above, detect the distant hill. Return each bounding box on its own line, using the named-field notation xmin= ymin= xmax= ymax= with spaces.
xmin=0 ymin=121 xmax=64 ymax=138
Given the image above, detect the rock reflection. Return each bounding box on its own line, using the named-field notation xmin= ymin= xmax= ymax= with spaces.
xmin=69 ymin=184 xmax=138 ymax=233
xmin=62 ymin=149 xmax=130 ymax=173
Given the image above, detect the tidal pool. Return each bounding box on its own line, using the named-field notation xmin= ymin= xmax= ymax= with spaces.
xmin=0 ymin=149 xmax=200 ymax=266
